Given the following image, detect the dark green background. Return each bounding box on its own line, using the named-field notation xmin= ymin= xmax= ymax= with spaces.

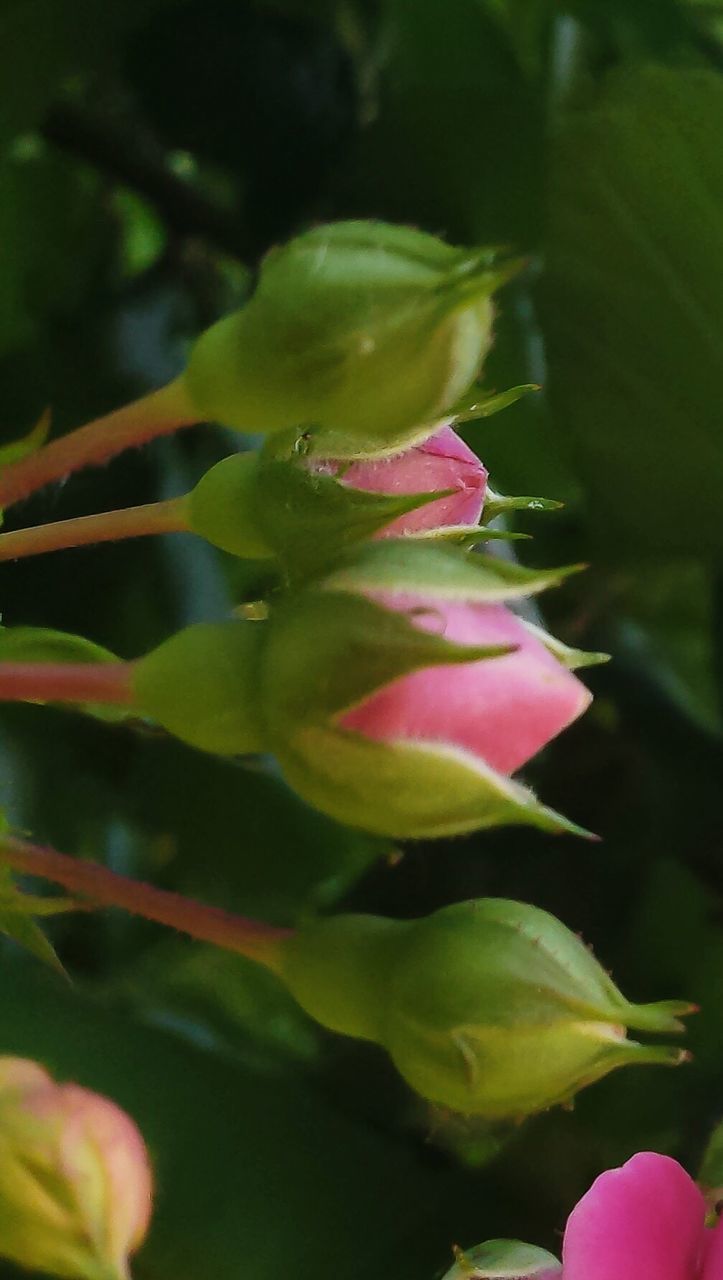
xmin=2 ymin=0 xmax=723 ymax=1275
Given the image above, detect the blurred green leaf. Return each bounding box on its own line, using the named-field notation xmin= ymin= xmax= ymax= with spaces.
xmin=0 ymin=144 xmax=109 ymax=355
xmin=543 ymin=67 xmax=723 ymax=554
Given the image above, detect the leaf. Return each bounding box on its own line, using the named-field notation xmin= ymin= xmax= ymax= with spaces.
xmin=0 ymin=625 xmax=119 ymax=666
xmin=0 ymin=625 xmax=133 ymax=724
xmin=543 ymin=68 xmax=723 ymax=554
xmin=0 ymin=865 xmax=75 ymax=974
xmin=0 ymin=406 xmax=50 ymax=470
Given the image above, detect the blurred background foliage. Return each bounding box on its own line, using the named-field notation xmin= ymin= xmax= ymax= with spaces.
xmin=2 ymin=0 xmax=723 ymax=1275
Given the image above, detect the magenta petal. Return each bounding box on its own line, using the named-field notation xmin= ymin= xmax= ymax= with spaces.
xmin=562 ymin=1153 xmax=707 ymax=1280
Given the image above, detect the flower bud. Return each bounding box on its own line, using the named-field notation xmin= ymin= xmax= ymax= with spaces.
xmin=442 ymin=1240 xmax=561 ymax=1279
xmin=260 ymin=545 xmax=592 ymax=836
xmin=184 ymin=220 xmax=515 ymax=454
xmin=133 ymin=542 xmax=592 ymax=836
xmin=317 ymin=422 xmax=488 ymax=538
xmin=0 ymin=1057 xmax=152 ymax=1280
xmin=279 ymin=899 xmax=693 ymax=1120
xmin=186 ymin=424 xmax=488 ymax=570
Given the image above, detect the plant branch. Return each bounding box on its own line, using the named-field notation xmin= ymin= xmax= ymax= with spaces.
xmin=0 ymin=497 xmax=191 ymax=563
xmin=0 ymin=378 xmax=199 ymax=511
xmin=0 ymin=661 xmax=136 ymax=706
xmin=0 ymin=835 xmax=290 ymax=970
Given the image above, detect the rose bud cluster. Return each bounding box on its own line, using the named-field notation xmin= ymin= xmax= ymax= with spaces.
xmin=275 ymin=899 xmax=692 ymax=1119
xmin=0 ymin=1057 xmax=152 ymax=1280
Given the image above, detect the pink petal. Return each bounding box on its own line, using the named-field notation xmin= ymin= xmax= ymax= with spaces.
xmin=341 ymin=601 xmax=590 ymax=774
xmin=339 ymin=424 xmax=487 ymax=536
xmin=562 ymin=1153 xmax=707 ymax=1280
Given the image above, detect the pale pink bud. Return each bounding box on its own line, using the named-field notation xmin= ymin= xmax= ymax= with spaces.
xmin=341 ymin=598 xmax=591 ymax=774
xmin=320 ymin=422 xmax=488 ymax=537
xmin=0 ymin=1057 xmax=153 ymax=1280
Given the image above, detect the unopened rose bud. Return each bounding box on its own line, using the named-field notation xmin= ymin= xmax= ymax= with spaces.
xmin=318 ymin=422 xmax=488 ymax=538
xmin=184 ymin=220 xmax=515 ymax=454
xmin=186 ymin=424 xmax=488 ymax=567
xmin=279 ymin=899 xmax=693 ymax=1120
xmin=0 ymin=1058 xmax=152 ymax=1280
xmin=133 ymin=542 xmax=592 ymax=836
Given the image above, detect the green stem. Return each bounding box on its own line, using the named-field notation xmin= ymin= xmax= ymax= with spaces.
xmin=0 ymin=496 xmax=191 ymax=563
xmin=0 ymin=661 xmax=136 ymax=706
xmin=0 ymin=834 xmax=290 ymax=971
xmin=0 ymin=377 xmax=200 ymax=511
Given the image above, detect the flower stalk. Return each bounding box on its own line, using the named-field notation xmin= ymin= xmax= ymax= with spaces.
xmin=0 ymin=662 xmax=136 ymax=706
xmin=0 ymin=378 xmax=198 ymax=511
xmin=0 ymin=497 xmax=190 ymax=563
xmin=0 ymin=834 xmax=290 ymax=970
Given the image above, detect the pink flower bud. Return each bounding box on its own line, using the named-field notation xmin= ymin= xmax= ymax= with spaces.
xmin=319 ymin=423 xmax=488 ymax=537
xmin=560 ymin=1151 xmax=723 ymax=1280
xmin=341 ymin=598 xmax=591 ymax=774
xmin=0 ymin=1057 xmax=153 ymax=1280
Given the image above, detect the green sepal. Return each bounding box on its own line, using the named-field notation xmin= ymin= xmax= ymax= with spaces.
xmin=405 ymin=526 xmax=530 ymax=545
xmin=483 ymin=490 xmax=563 ymax=522
xmin=521 ymin=621 xmax=610 ymax=670
xmin=442 ymin=1239 xmax=561 ymax=1279
xmin=263 ymin=590 xmax=515 ymax=731
xmin=274 ymin=728 xmax=591 ymax=839
xmin=452 ymin=382 xmax=541 ymax=424
xmin=320 ymin=541 xmax=581 ymax=603
xmin=133 ymin=621 xmax=266 ymax=755
xmin=189 ymin=450 xmax=446 ymax=573
xmin=0 ymin=626 xmax=131 ymax=723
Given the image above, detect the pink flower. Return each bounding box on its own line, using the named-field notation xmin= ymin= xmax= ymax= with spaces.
xmin=561 ymin=1152 xmax=723 ymax=1280
xmin=325 ymin=422 xmax=488 ymax=537
xmin=341 ymin=598 xmax=591 ymax=774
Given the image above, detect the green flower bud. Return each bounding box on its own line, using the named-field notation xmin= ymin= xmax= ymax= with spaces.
xmin=184 ymin=221 xmax=516 ymax=454
xmin=279 ymin=899 xmax=693 ymax=1120
xmin=442 ymin=1240 xmax=561 ymax=1279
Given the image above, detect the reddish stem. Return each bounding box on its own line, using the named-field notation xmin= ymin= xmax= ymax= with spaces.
xmin=0 ymin=835 xmax=291 ymax=971
xmin=0 ymin=378 xmax=199 ymax=510
xmin=0 ymin=662 xmax=136 ymax=706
